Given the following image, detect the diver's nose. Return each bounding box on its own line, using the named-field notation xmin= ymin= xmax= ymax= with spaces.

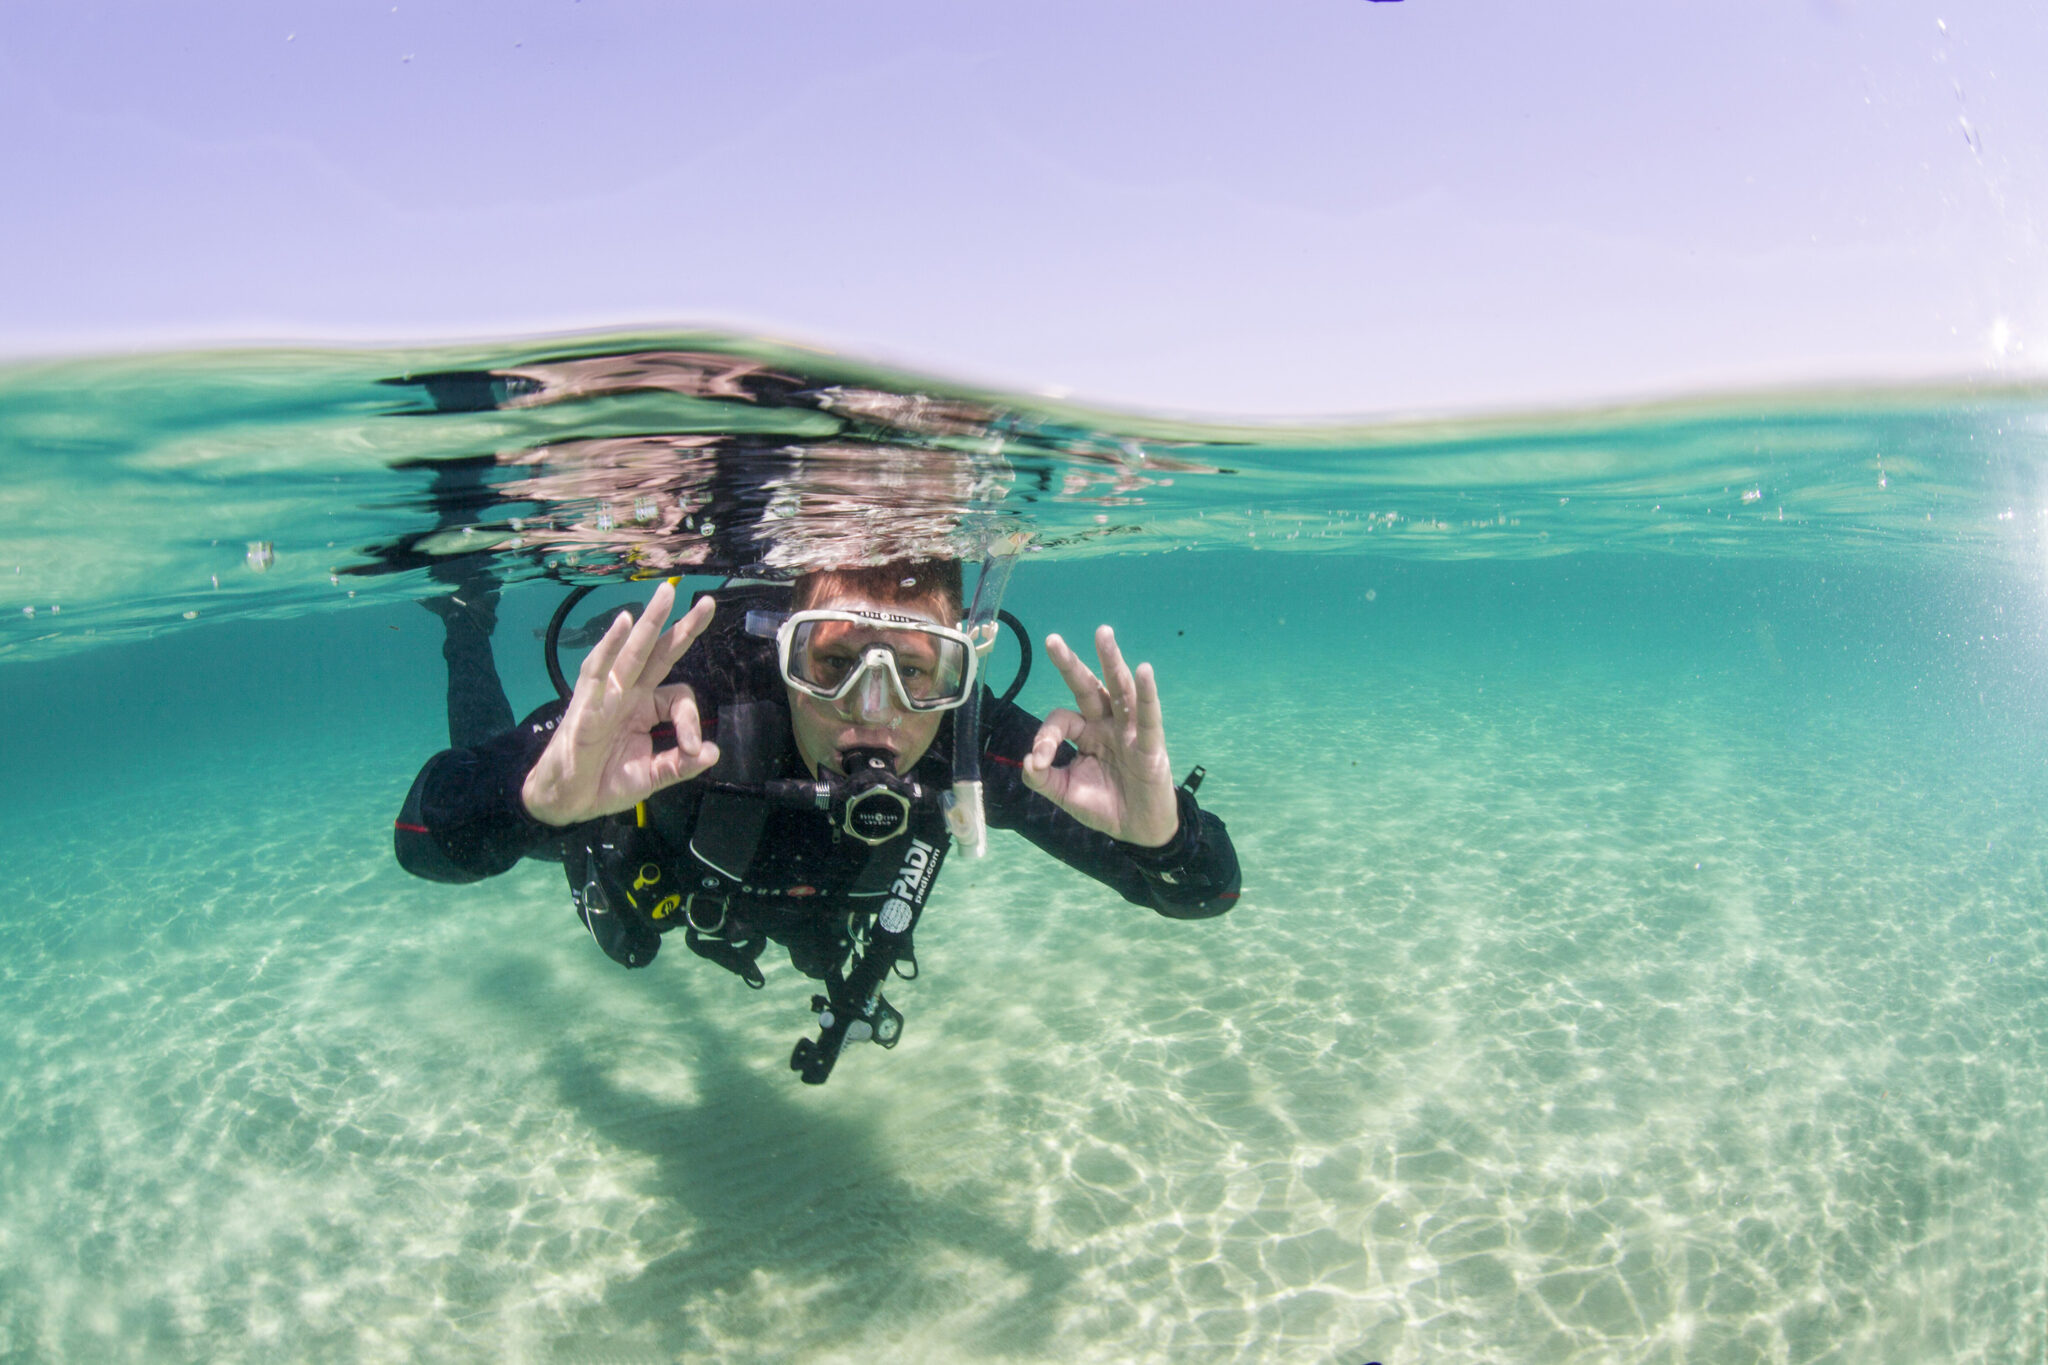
xmin=834 ymin=657 xmax=901 ymax=726
xmin=852 ymin=667 xmax=897 ymax=723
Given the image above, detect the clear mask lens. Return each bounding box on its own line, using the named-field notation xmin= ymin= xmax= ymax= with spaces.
xmin=784 ymin=614 xmax=972 ymax=712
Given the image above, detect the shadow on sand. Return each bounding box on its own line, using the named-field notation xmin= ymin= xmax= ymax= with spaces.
xmin=496 ymin=956 xmax=1075 ymax=1361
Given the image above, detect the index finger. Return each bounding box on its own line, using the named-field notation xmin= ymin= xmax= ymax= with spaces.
xmin=1044 ymin=632 xmax=1112 ymax=718
xmin=645 ymin=591 xmax=716 ymax=686
xmin=610 ymin=579 xmax=678 ymax=689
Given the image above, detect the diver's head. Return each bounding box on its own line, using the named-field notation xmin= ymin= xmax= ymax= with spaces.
xmin=792 ymin=559 xmax=963 ymax=624
xmin=784 ymin=560 xmax=965 ymax=777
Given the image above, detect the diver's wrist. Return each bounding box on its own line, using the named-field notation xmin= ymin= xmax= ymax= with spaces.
xmin=1115 ymin=788 xmax=1198 ymax=863
xmin=519 ymin=766 xmax=575 ymax=827
xmin=1118 ymin=820 xmax=1179 ymax=852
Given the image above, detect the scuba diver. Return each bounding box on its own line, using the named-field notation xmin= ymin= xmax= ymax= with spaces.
xmin=393 ymin=559 xmax=1240 ymax=1083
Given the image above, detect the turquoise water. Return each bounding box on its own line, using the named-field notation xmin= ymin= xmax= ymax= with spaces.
xmin=3 ymin=337 xmax=2048 ymax=1362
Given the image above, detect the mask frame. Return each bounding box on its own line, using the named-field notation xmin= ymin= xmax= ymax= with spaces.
xmin=773 ymin=608 xmax=986 ymax=714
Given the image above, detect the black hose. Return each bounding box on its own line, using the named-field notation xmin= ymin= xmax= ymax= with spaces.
xmin=997 ymin=609 xmax=1032 ymax=706
xmin=544 ymin=585 xmax=598 ymax=701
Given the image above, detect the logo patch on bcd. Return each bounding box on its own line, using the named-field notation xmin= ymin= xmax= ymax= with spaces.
xmin=879 ymin=897 xmax=914 ymax=934
xmin=890 ymin=839 xmax=938 ymax=903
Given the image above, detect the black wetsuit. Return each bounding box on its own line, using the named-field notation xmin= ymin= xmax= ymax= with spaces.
xmin=396 ymin=691 xmax=1236 ymax=925
xmin=393 ymin=597 xmax=1240 ymax=1049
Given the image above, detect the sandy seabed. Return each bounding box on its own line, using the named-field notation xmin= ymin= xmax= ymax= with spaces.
xmin=1 ymin=668 xmax=2045 ymax=1365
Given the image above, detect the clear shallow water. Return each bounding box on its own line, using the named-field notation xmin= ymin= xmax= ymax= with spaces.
xmin=3 ymin=336 xmax=2048 ymax=1362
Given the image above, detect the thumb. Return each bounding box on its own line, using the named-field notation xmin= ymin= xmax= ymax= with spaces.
xmin=1023 ymin=713 xmax=1078 ymax=786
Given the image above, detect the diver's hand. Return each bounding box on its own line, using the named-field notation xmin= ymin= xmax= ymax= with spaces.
xmin=1021 ymin=625 xmax=1180 ymax=848
xmin=520 ymin=581 xmax=719 ymax=826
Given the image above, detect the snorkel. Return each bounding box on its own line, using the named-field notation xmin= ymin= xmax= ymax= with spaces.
xmin=943 ymin=545 xmax=1021 ymax=858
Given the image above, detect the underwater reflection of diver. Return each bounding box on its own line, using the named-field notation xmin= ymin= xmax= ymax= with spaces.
xmin=407 ymin=455 xmax=515 ymax=748
xmin=398 ymin=558 xmax=1241 ymax=1086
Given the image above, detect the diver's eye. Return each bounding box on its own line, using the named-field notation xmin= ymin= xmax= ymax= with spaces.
xmin=809 ymin=650 xmax=857 ymax=685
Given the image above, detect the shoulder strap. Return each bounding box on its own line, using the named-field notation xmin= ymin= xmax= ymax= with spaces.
xmin=684 ymin=698 xmax=792 ymax=880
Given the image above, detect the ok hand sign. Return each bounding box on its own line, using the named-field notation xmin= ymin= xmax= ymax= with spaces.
xmin=1020 ymin=625 xmax=1180 ymax=848
xmin=520 ymin=580 xmax=720 ymax=826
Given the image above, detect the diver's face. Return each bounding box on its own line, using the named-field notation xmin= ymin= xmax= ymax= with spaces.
xmin=786 ymin=595 xmax=948 ymax=776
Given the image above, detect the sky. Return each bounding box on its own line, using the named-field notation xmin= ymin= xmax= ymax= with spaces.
xmin=2 ymin=0 xmax=2044 ymax=417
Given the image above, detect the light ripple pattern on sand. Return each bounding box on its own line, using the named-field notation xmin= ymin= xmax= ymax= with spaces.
xmin=3 ymin=592 xmax=2048 ymax=1362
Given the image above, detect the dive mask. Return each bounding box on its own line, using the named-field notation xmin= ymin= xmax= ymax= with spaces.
xmin=769 ymin=608 xmax=990 ymax=714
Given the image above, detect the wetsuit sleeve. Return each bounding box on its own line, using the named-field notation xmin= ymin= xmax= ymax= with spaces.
xmin=977 ymin=695 xmax=1241 ymax=919
xmin=394 ymin=700 xmax=571 ymax=883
